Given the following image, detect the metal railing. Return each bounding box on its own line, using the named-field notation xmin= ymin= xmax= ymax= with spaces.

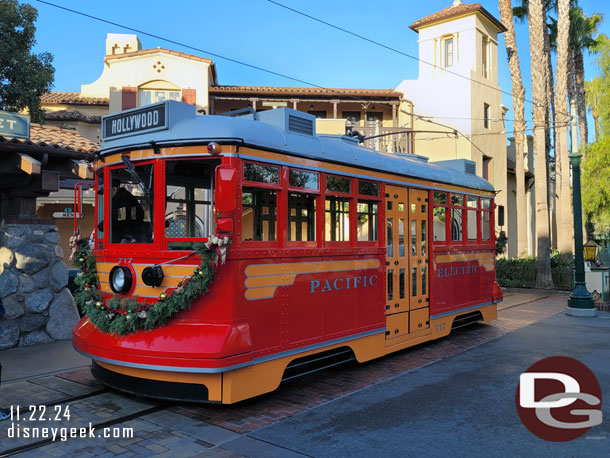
xmin=357 ymin=124 xmax=414 ymax=154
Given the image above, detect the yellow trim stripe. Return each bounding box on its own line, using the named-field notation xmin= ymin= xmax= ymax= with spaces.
xmin=244 ymin=259 xmax=380 ymax=301
xmin=435 ymin=252 xmax=495 ymax=272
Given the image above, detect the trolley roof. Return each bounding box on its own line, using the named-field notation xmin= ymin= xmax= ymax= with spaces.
xmin=100 ymin=101 xmax=495 ymax=193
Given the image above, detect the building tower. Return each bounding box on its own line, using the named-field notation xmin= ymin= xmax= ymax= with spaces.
xmin=396 ymin=1 xmax=510 ymax=246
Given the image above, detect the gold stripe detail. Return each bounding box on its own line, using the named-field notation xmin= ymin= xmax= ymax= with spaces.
xmin=436 ymin=253 xmax=495 ymax=272
xmin=244 ymin=259 xmax=380 ymax=301
xmin=245 ymin=259 xmax=380 ymax=277
xmin=244 ymin=274 xmax=297 ymax=288
xmin=245 ymin=287 xmax=278 ymax=300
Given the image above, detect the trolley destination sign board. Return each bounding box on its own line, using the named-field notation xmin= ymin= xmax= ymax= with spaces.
xmin=0 ymin=111 xmax=30 ymax=140
xmin=102 ymin=102 xmax=169 ymax=141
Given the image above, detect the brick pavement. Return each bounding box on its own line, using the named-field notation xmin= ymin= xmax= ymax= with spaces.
xmin=171 ymin=292 xmax=565 ymax=434
xmin=0 ymin=292 xmax=567 ymax=456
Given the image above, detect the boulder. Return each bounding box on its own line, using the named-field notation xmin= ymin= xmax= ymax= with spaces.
xmin=46 ymin=288 xmax=79 ymax=340
xmin=2 ymin=294 xmax=25 ymax=319
xmin=25 ymin=289 xmax=54 ymax=313
xmin=0 ymin=319 xmax=20 ymax=349
xmin=54 ymin=245 xmax=64 ymax=260
xmin=18 ymin=276 xmax=35 ymax=294
xmin=0 ymin=269 xmax=18 ymax=297
xmin=5 ymin=225 xmax=30 ymax=249
xmin=0 ymin=247 xmax=15 ymax=271
xmin=20 ymin=330 xmax=53 ymax=346
xmin=20 ymin=313 xmax=48 ymax=332
xmin=32 ymin=268 xmax=50 ymax=289
xmin=50 ymin=261 xmax=69 ymax=292
xmin=14 ymin=244 xmax=50 ymax=275
xmin=44 ymin=231 xmax=60 ymax=244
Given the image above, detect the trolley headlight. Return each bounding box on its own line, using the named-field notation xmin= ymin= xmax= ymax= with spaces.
xmin=109 ymin=266 xmax=133 ymax=294
xmin=142 ymin=265 xmax=164 ymax=287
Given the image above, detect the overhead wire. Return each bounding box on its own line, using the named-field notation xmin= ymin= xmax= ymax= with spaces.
xmin=266 ymin=0 xmax=574 ymax=119
xmin=35 ymin=0 xmax=564 ymax=157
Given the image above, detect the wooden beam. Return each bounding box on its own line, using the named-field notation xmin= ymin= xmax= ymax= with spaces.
xmin=71 ymin=160 xmax=93 ymax=179
xmin=17 ymin=153 xmax=41 ymax=175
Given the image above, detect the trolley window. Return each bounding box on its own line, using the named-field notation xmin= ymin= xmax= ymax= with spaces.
xmin=165 ymin=159 xmax=218 ymax=250
xmin=358 ymin=180 xmax=379 ymax=197
xmin=325 ymin=197 xmax=350 ymax=242
xmin=288 ymin=193 xmax=316 ymax=242
xmin=450 ymin=194 xmax=464 ymax=242
xmin=242 ymin=188 xmax=277 ymax=241
xmin=433 ymin=191 xmax=447 ymax=242
xmin=357 ymin=201 xmax=378 ymax=241
xmin=289 ymin=169 xmax=319 ymax=190
xmin=96 ymin=172 xmax=104 ymax=246
xmin=326 ymin=176 xmax=351 ymax=194
xmin=244 ymin=163 xmax=279 ymax=184
xmin=481 ymin=198 xmax=492 ymax=241
xmin=108 ymin=163 xmax=154 ymax=244
xmin=467 ymin=197 xmax=478 ymax=241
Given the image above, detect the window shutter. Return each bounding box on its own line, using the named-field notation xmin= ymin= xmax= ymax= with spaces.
xmin=122 ymin=86 xmax=137 ymax=110
xmin=182 ymin=88 xmax=196 ymax=105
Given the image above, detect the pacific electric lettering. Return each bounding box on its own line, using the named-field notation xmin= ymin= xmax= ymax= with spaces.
xmin=437 ymin=263 xmax=479 ymax=278
xmin=310 ymin=275 xmax=378 ymax=294
xmin=111 ymin=111 xmax=160 ymax=135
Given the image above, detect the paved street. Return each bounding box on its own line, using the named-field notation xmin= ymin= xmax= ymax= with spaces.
xmin=1 ymin=291 xmax=608 ymax=457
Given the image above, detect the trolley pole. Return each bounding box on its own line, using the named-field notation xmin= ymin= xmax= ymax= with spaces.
xmin=566 ymin=99 xmax=596 ymax=317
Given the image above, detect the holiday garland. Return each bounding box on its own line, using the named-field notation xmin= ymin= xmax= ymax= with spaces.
xmin=72 ymin=239 xmax=224 ymax=336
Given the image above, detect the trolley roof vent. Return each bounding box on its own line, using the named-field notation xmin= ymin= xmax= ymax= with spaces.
xmin=433 ymin=159 xmax=477 ymax=176
xmin=288 ymin=114 xmax=314 ymax=136
xmin=256 ymin=108 xmax=316 ymax=137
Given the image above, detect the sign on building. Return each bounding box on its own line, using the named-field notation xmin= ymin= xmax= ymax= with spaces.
xmin=0 ymin=111 xmax=30 ymax=139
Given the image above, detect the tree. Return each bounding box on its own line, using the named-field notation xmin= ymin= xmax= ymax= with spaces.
xmin=582 ymin=136 xmax=610 ymax=236
xmin=499 ymin=0 xmax=528 ymax=258
xmin=583 ymin=37 xmax=610 ymax=236
xmin=569 ymin=6 xmax=603 ymax=149
xmin=0 ymin=0 xmax=54 ymax=123
xmin=528 ymin=0 xmax=553 ymax=287
xmin=554 ymin=0 xmax=574 ymax=259
xmin=585 ymin=34 xmax=610 ymax=141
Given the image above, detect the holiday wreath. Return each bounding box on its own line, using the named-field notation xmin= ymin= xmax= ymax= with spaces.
xmin=71 ymin=236 xmax=227 ymax=336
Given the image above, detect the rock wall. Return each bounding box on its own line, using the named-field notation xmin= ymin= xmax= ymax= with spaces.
xmin=0 ymin=224 xmax=80 ymax=349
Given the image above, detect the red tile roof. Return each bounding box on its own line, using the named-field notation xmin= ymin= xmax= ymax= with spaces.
xmin=409 ymin=2 xmax=507 ymax=33
xmin=209 ymin=86 xmax=402 ymax=99
xmin=44 ymin=110 xmax=102 ymax=124
xmin=105 ymin=48 xmax=214 ymax=64
xmin=41 ymin=92 xmax=109 ymax=105
xmin=0 ymin=123 xmax=99 ymax=153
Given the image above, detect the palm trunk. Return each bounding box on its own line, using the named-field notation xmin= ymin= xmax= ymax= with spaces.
xmin=528 ymin=0 xmax=553 ymax=288
xmin=555 ymin=0 xmax=574 ymax=260
xmin=544 ymin=26 xmax=556 ymax=250
xmin=574 ymin=47 xmax=588 ymax=150
xmin=499 ymin=0 xmax=528 ymax=258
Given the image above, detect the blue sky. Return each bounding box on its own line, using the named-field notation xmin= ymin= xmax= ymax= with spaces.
xmin=27 ymin=0 xmax=610 ymax=142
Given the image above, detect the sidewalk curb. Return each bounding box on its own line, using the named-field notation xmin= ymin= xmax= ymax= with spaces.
xmin=501 ymin=287 xmax=571 ymax=295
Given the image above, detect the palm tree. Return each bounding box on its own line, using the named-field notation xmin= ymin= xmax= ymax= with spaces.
xmin=499 ymin=0 xmax=528 ymax=258
xmin=569 ymin=7 xmax=603 ymax=149
xmin=528 ymin=0 xmax=553 ymax=287
xmin=514 ymin=0 xmax=556 ymax=251
xmin=554 ymin=0 xmax=574 ymax=259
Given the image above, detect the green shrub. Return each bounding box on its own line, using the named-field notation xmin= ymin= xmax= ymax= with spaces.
xmin=496 ymin=255 xmax=574 ymax=290
xmin=496 ymin=257 xmax=537 ymax=288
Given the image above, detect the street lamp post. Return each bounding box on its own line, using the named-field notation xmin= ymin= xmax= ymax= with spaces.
xmin=566 ymin=100 xmax=597 ymax=317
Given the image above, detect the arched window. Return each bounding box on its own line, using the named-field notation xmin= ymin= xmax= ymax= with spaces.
xmin=138 ymin=80 xmax=181 ymax=106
